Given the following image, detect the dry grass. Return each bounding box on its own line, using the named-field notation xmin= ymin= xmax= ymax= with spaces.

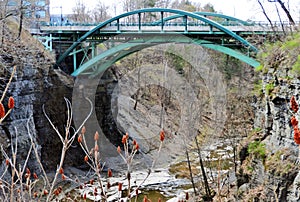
xmin=4 ymin=18 xmax=55 ymax=62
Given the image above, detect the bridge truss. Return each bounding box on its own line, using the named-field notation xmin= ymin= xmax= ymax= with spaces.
xmin=38 ymin=8 xmax=266 ymax=76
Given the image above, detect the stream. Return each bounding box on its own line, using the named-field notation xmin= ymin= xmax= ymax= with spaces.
xmin=63 ymin=138 xmax=236 ymax=201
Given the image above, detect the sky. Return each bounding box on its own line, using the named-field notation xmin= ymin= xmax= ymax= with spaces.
xmin=49 ymin=0 xmax=300 ymax=22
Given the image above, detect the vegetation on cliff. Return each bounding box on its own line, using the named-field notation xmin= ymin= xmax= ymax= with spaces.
xmin=237 ymin=31 xmax=300 ymax=201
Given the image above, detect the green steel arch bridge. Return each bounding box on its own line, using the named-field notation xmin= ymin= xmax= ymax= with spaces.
xmin=36 ymin=8 xmax=282 ymax=76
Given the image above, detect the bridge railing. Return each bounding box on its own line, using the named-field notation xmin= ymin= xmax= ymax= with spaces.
xmin=43 ymin=21 xmax=250 ymax=27
xmin=40 ymin=20 xmax=298 ymax=31
xmin=250 ymin=20 xmax=299 ymax=27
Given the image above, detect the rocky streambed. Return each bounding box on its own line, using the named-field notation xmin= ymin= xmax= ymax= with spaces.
xmin=55 ymin=137 xmax=236 ymax=201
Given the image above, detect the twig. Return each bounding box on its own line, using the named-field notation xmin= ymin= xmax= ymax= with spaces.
xmin=68 ymin=98 xmax=93 ymax=146
xmin=10 ymin=126 xmax=18 ymax=202
xmin=45 ymin=97 xmax=93 ymax=201
xmin=0 ymin=108 xmax=13 ymax=123
xmin=130 ymin=140 xmax=163 ymax=198
xmin=26 ymin=117 xmax=50 ymax=188
xmin=79 ymin=130 xmax=108 ymax=200
xmin=0 ymin=65 xmax=16 ymax=103
xmin=42 ymin=105 xmax=64 ymax=143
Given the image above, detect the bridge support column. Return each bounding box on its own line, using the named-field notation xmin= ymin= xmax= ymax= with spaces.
xmin=138 ymin=13 xmax=141 ymax=32
xmin=73 ymin=35 xmax=77 ymax=72
xmin=184 ymin=15 xmax=187 ymax=33
xmin=49 ymin=34 xmax=52 ymax=51
xmin=73 ymin=48 xmax=77 ymax=72
xmin=92 ymin=43 xmax=96 ymax=58
xmin=117 ymin=19 xmax=120 ymax=33
xmin=161 ymin=11 xmax=164 ymax=32
xmin=92 ymin=43 xmax=97 ymax=71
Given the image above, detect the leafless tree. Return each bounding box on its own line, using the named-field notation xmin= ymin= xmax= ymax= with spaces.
xmin=1 ymin=0 xmax=49 ymax=40
xmin=0 ymin=0 xmax=14 ymax=22
xmin=202 ymin=3 xmax=216 ymax=12
xmin=133 ymin=52 xmax=142 ymax=110
xmin=71 ymin=0 xmax=91 ymax=23
xmin=257 ymin=0 xmax=297 ymax=35
xmin=90 ymin=0 xmax=110 ymax=23
xmin=122 ymin=0 xmax=161 ymax=23
xmin=155 ymin=0 xmax=171 ymax=8
xmin=274 ymin=3 xmax=286 ymax=34
xmin=18 ymin=0 xmax=24 ymax=38
xmin=195 ymin=136 xmax=212 ymax=200
xmin=257 ymin=0 xmax=276 ymax=31
xmin=171 ymin=0 xmax=197 ymax=11
xmin=268 ymin=0 xmax=295 ymax=25
xmin=0 ymin=0 xmax=8 ymax=44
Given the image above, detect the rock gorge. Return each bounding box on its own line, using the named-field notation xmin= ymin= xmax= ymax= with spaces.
xmin=1 ymin=18 xmax=300 ymax=201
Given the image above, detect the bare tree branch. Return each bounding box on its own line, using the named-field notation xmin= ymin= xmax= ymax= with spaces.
xmin=275 ymin=3 xmax=286 ymax=35
xmin=257 ymin=0 xmax=275 ymax=31
xmin=273 ymin=0 xmax=295 ymax=25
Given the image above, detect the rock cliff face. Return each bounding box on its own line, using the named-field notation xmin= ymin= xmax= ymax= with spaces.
xmin=0 ymin=20 xmax=84 ymax=173
xmin=237 ymin=35 xmax=300 ymax=201
xmin=72 ymin=46 xmax=217 ymax=170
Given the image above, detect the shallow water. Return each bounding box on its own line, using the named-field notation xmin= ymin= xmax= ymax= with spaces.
xmin=136 ymin=190 xmax=170 ymax=202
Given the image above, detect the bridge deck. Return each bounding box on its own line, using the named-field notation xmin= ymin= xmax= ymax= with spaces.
xmin=35 ymin=8 xmax=292 ymax=76
xmin=40 ymin=25 xmax=273 ymax=34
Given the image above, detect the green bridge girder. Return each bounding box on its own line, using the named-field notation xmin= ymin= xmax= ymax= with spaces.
xmin=56 ymin=8 xmax=260 ymax=76
xmin=71 ymin=35 xmax=260 ymax=77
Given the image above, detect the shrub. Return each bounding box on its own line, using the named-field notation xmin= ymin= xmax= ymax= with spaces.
xmin=247 ymin=141 xmax=267 ymax=160
xmin=265 ymin=82 xmax=274 ymax=95
xmin=252 ymin=80 xmax=263 ymax=97
xmin=292 ymin=55 xmax=300 ymax=76
xmin=265 ymin=149 xmax=296 ymax=177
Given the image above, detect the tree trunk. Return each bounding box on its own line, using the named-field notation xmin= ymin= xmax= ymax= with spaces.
xmin=275 ymin=3 xmax=286 ymax=35
xmin=1 ymin=0 xmax=9 ymax=45
xmin=276 ymin=0 xmax=295 ymax=25
xmin=185 ymin=147 xmax=197 ymax=195
xmin=18 ymin=0 xmax=24 ymax=39
xmin=133 ymin=52 xmax=141 ymax=110
xmin=195 ymin=136 xmax=212 ymax=201
xmin=257 ymin=0 xmax=276 ymax=33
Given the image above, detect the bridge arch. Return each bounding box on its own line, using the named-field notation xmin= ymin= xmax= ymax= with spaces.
xmin=56 ymin=8 xmax=260 ymax=76
xmin=71 ymin=35 xmax=259 ymax=76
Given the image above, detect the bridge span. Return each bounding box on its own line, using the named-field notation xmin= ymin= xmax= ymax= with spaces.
xmin=32 ymin=8 xmax=287 ymax=76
